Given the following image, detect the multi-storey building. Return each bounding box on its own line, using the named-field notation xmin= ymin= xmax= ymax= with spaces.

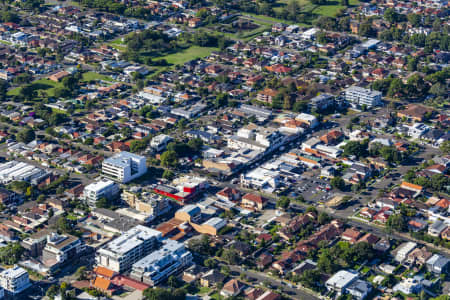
xmin=130 ymin=239 xmax=193 ymax=286
xmin=344 ymin=86 xmax=382 ymax=108
xmin=102 ymin=151 xmax=147 ymax=183
xmin=0 ymin=266 xmax=31 ymax=295
xmin=42 ymin=233 xmax=84 ymax=266
xmin=95 ymin=225 xmax=162 ymax=272
xmin=83 ymin=179 xmax=120 ymax=207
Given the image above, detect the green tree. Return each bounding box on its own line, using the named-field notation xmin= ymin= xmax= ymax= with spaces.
xmin=160 ymin=150 xmax=178 ymax=168
xmin=17 ymin=128 xmax=35 ymax=143
xmin=331 ymin=176 xmax=345 ymax=191
xmin=162 ymin=169 xmax=175 ymax=180
xmin=215 ymin=93 xmax=228 ymax=108
xmin=276 ymin=196 xmax=290 ymax=209
xmin=386 ymin=214 xmax=407 ymax=232
xmin=0 ymin=243 xmax=24 ymax=265
xmin=440 ymin=140 xmax=450 ymax=154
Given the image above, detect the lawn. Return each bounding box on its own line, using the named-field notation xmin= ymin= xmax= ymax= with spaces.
xmin=157 ymin=46 xmax=218 ymax=66
xmin=310 ymin=0 xmax=360 ymax=17
xmin=7 ymin=78 xmax=63 ymax=97
xmin=82 ymin=71 xmax=113 ymax=82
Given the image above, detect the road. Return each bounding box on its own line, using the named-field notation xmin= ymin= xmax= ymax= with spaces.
xmin=228 ymin=265 xmax=320 ymax=300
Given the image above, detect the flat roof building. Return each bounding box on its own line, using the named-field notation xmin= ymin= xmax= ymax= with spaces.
xmin=83 ymin=179 xmax=119 ymax=207
xmin=130 ymin=239 xmax=193 ymax=286
xmin=0 ymin=266 xmax=31 ymax=295
xmin=96 ymin=225 xmax=162 ymax=272
xmin=102 ymin=151 xmax=147 ymax=183
xmin=345 ymin=86 xmax=382 ymax=108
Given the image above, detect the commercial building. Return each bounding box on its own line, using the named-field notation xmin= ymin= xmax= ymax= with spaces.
xmin=96 ymin=225 xmax=162 ymax=272
xmin=228 ymin=125 xmax=288 ymax=154
xmin=153 ymin=176 xmax=209 ymax=204
xmin=130 ymin=239 xmax=192 ymax=286
xmin=344 ymin=86 xmax=382 ymax=108
xmin=0 ymin=266 xmax=31 ymax=295
xmin=121 ymin=188 xmax=171 ymax=219
xmin=83 ymin=179 xmax=120 ymax=207
xmin=0 ymin=161 xmax=49 ymax=185
xmin=102 ymin=151 xmax=147 ymax=183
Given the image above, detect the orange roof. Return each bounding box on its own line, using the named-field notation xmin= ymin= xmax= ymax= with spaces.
xmin=94 ymin=266 xmax=115 ymax=279
xmin=401 ymin=181 xmax=423 ymax=191
xmin=94 ymin=277 xmax=112 ymax=291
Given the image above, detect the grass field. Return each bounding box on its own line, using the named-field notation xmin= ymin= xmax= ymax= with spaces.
xmin=8 ymin=72 xmax=113 ymax=97
xmin=267 ymin=0 xmax=361 ymax=20
xmin=8 ymin=78 xmax=63 ymax=97
xmin=157 ymin=46 xmax=218 ymax=66
xmin=82 ymin=71 xmax=113 ymax=82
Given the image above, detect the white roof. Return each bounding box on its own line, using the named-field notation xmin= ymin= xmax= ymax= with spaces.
xmin=326 ymin=270 xmax=358 ymax=289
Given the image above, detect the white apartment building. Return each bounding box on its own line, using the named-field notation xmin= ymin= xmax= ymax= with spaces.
xmin=0 ymin=266 xmax=31 ymax=295
xmin=345 ymin=86 xmax=382 ymax=108
xmin=130 ymin=239 xmax=193 ymax=286
xmin=83 ymin=179 xmax=120 ymax=207
xmin=96 ymin=225 xmax=162 ymax=272
xmin=228 ymin=125 xmax=287 ymax=154
xmin=150 ymin=134 xmax=173 ymax=152
xmin=42 ymin=233 xmax=84 ymax=265
xmin=102 ymin=151 xmax=147 ymax=183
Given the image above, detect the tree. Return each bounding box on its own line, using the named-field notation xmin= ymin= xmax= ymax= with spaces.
xmin=440 ymin=140 xmax=450 ymax=154
xmin=0 ymin=243 xmax=24 ymax=265
xmin=318 ymin=212 xmax=331 ymax=225
xmin=215 ymin=93 xmax=228 ymax=108
xmin=0 ymin=80 xmax=8 ymax=101
xmin=17 ymin=128 xmax=35 ymax=143
xmin=130 ymin=139 xmax=148 ymax=153
xmin=55 ymin=216 xmax=72 ymax=233
xmin=331 ymin=176 xmax=345 ymax=191
xmin=384 ymin=8 xmax=398 ymax=23
xmin=221 ymin=249 xmax=240 ymax=265
xmin=386 ymin=214 xmax=407 ymax=232
xmin=204 ymin=258 xmax=217 ymax=268
xmin=407 ymin=13 xmax=421 ymax=27
xmin=46 ymin=285 xmax=59 ymax=299
xmin=75 ymin=266 xmax=87 ymax=280
xmin=62 ymin=75 xmax=79 ymax=91
xmin=167 ymin=276 xmax=180 ymax=288
xmin=96 ymin=197 xmax=112 ymax=209
xmin=187 ymin=138 xmax=203 ymax=152
xmin=143 ymin=287 xmax=186 ymax=300
xmin=162 ymin=169 xmax=174 ymax=180
xmin=160 ymin=150 xmax=178 ymax=168
xmin=340 ymin=0 xmax=349 ymax=6
xmin=343 ymin=140 xmax=368 ymax=158
xmin=276 ymin=196 xmax=290 ymax=209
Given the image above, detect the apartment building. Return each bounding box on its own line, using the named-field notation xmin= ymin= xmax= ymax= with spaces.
xmin=130 ymin=239 xmax=193 ymax=286
xmin=102 ymin=151 xmax=147 ymax=183
xmin=228 ymin=124 xmax=287 ymax=154
xmin=42 ymin=233 xmax=84 ymax=266
xmin=150 ymin=134 xmax=173 ymax=152
xmin=96 ymin=225 xmax=162 ymax=272
xmin=345 ymin=86 xmax=382 ymax=108
xmin=83 ymin=179 xmax=120 ymax=207
xmin=0 ymin=266 xmax=31 ymax=295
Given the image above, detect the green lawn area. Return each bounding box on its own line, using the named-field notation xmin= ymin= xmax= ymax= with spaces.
xmin=82 ymin=71 xmax=113 ymax=82
xmin=157 ymin=46 xmax=218 ymax=66
xmin=310 ymin=0 xmax=360 ymax=17
xmin=197 ymin=286 xmax=212 ymax=295
xmin=0 ymin=40 xmax=12 ymax=46
xmin=7 ymin=78 xmax=63 ymax=97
